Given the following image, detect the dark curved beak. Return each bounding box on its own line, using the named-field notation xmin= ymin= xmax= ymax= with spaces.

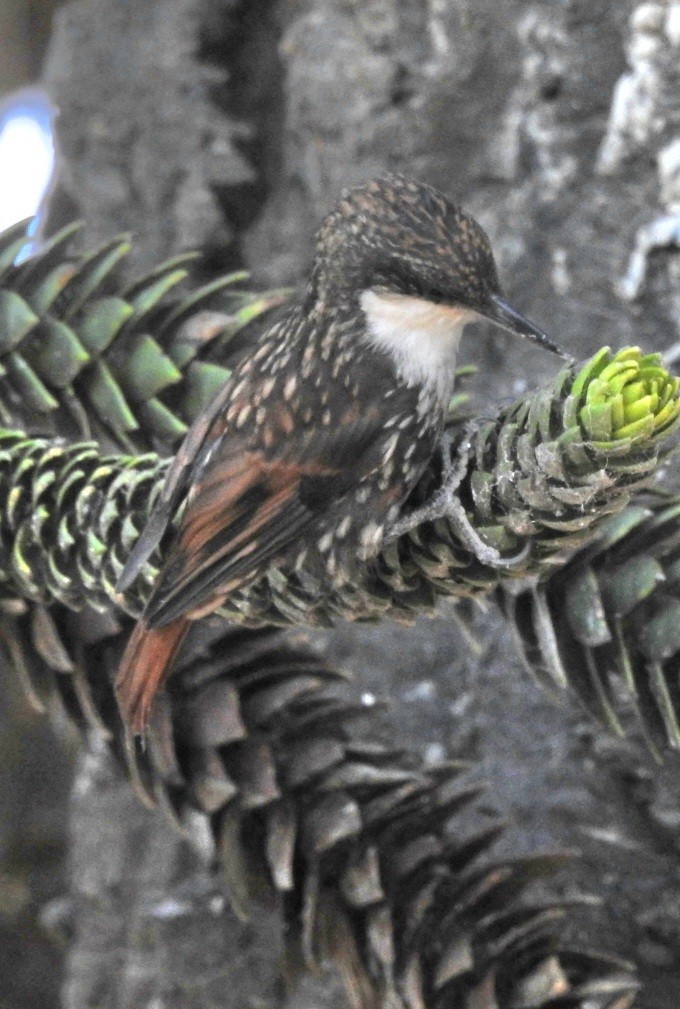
xmin=484 ymin=292 xmax=574 ymax=361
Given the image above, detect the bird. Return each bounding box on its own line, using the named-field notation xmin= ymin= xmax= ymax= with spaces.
xmin=115 ymin=173 xmax=569 ymax=735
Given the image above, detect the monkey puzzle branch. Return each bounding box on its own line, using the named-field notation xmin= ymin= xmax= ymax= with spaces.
xmin=32 ymin=619 xmax=635 ymax=1009
xmin=506 ymin=493 xmax=680 ymax=755
xmin=0 ymin=346 xmax=677 ymax=624
xmin=395 ymin=346 xmax=680 ymax=601
xmin=0 ymin=217 xmax=286 ymax=450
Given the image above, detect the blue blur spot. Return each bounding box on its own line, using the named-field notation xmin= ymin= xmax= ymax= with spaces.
xmin=0 ymin=87 xmax=57 ymax=262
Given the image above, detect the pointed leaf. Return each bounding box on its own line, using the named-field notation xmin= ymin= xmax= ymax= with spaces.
xmin=564 ymin=565 xmax=611 ymax=646
xmin=61 ymin=237 xmax=132 ymax=318
xmin=599 ymin=556 xmax=664 ymax=616
xmin=77 ymin=296 xmax=134 ymax=353
xmin=82 ymin=361 xmax=138 ymax=432
xmin=4 ymin=353 xmax=58 ymax=411
xmin=116 ymin=335 xmax=182 ymax=400
xmin=135 ymin=397 xmax=188 ymax=443
xmin=27 ymin=263 xmax=78 ymax=315
xmin=125 ymin=269 xmax=189 ymax=328
xmin=0 ymin=290 xmax=39 ymax=352
xmin=121 ymin=253 xmax=199 ymax=299
xmin=23 ymin=319 xmax=90 ymax=387
xmin=182 ymin=360 xmax=230 ymax=420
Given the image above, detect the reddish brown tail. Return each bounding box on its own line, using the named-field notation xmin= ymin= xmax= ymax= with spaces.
xmin=115 ymin=615 xmax=190 ymax=735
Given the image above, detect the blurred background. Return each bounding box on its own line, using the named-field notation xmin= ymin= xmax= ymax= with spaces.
xmin=0 ymin=0 xmax=63 ymax=91
xmin=0 ymin=8 xmax=69 ymax=1009
xmin=0 ymin=1 xmax=59 ymax=238
xmin=2 ymin=1 xmax=680 ymax=1008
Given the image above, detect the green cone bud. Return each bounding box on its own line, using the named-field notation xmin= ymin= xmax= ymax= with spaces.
xmin=571 ymin=347 xmax=680 ymax=444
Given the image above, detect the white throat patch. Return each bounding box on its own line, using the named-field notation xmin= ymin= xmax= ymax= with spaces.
xmin=360 ymin=289 xmax=475 ymax=404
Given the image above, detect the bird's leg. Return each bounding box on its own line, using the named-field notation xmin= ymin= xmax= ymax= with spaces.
xmin=386 ymin=427 xmax=469 ymax=539
xmin=386 ymin=425 xmax=530 ymax=569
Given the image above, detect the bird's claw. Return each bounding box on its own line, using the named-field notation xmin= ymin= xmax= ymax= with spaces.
xmin=386 ymin=426 xmax=531 ymax=571
xmin=385 ymin=427 xmax=466 ymax=541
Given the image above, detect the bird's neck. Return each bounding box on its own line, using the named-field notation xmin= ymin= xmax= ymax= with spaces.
xmin=359 ymin=289 xmax=474 ymax=406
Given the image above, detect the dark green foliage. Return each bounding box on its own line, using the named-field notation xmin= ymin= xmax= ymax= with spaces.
xmin=0 ymin=219 xmax=286 ymax=449
xmin=506 ymin=494 xmax=680 ymax=756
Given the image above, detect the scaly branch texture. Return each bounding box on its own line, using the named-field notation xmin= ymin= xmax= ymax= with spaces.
xmin=506 ymin=493 xmax=680 ymax=755
xmin=0 ymin=218 xmax=285 ymax=449
xmin=0 ymin=347 xmax=677 ymax=627
xmin=39 ymin=617 xmax=636 ymax=1009
xmin=0 ymin=219 xmax=677 ymax=624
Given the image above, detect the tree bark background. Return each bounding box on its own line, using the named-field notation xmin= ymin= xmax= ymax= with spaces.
xmin=5 ymin=0 xmax=680 ymax=1007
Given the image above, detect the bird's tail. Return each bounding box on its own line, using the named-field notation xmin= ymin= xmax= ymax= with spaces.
xmin=115 ymin=615 xmax=190 ymax=735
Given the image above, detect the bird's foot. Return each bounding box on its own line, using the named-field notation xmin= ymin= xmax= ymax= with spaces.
xmin=386 ymin=427 xmax=468 ymax=538
xmin=386 ymin=426 xmax=530 ymax=570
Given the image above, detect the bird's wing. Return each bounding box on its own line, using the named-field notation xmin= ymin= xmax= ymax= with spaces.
xmin=116 ymin=376 xmax=238 ymax=593
xmin=143 ymin=411 xmax=387 ymax=629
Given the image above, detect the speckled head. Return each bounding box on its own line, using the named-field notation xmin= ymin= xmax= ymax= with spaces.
xmin=310 ymin=174 xmax=569 ymax=360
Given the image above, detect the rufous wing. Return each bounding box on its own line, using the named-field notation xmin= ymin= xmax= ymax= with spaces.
xmin=116 ymin=409 xmax=388 ymax=733
xmin=144 ymin=450 xmax=342 ymax=627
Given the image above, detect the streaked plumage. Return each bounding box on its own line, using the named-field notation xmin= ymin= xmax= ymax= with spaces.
xmin=115 ymin=174 xmax=566 ymax=734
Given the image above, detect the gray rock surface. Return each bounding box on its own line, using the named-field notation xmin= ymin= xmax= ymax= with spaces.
xmin=16 ymin=0 xmax=680 ymax=1006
